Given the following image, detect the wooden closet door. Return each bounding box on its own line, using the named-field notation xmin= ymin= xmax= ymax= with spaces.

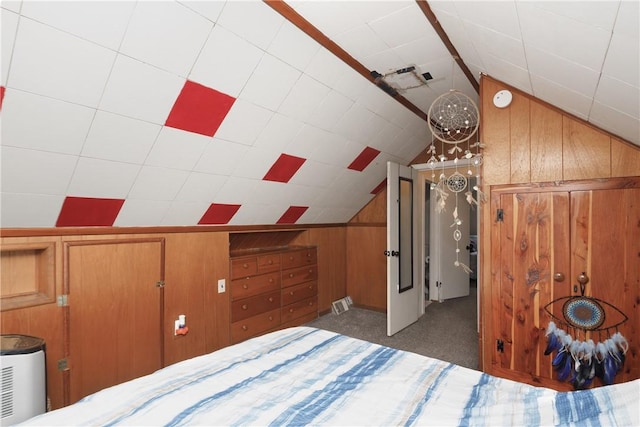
xmin=66 ymin=239 xmax=164 ymax=404
xmin=491 ymin=190 xmax=571 ymax=385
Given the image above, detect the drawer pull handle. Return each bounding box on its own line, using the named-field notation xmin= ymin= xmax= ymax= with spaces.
xmin=268 ymin=260 xmax=273 ymax=264
xmin=289 ymin=256 xmax=294 ymax=261
xmin=290 ymin=291 xmax=295 ymax=296
xmin=308 ymin=285 xmax=313 ymax=290
xmin=269 ymin=278 xmax=273 ymax=283
xmin=268 ymin=297 xmax=274 ymax=302
xmin=243 ymin=263 xmax=248 ymax=269
xmin=289 ymin=273 xmax=294 ymax=278
xmin=242 ymin=325 xmax=248 ymax=331
xmin=308 ymin=269 xmax=313 ymax=273
xmin=269 ymin=316 xmax=273 ymax=321
xmin=289 ymin=308 xmax=294 ymax=313
xmin=242 ymin=304 xmax=248 ymax=310
xmin=243 ymin=284 xmax=249 ymax=290
xmin=308 ymin=301 xmax=314 ymax=306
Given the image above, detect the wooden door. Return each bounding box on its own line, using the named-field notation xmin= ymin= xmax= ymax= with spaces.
xmin=489 ymin=178 xmax=640 ymax=389
xmin=66 ymin=238 xmax=164 ymax=404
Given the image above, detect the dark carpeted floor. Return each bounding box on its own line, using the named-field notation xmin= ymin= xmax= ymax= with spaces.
xmin=306 ymin=286 xmax=478 ymax=370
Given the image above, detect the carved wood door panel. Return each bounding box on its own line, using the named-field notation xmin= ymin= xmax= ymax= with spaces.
xmin=489 ymin=178 xmax=640 ymax=389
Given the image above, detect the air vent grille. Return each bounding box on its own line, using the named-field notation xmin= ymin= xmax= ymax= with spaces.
xmin=1 ymin=366 xmax=14 ymax=419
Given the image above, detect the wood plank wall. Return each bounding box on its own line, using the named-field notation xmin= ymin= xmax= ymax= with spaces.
xmin=479 ymin=74 xmax=640 ymax=381
xmin=0 ymin=225 xmax=346 ymax=409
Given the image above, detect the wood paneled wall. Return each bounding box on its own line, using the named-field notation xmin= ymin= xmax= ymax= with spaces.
xmin=0 ymin=225 xmax=346 ymax=409
xmin=479 ymin=74 xmax=640 ymax=385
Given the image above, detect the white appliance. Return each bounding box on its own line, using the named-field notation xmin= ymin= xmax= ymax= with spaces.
xmin=1 ymin=335 xmax=46 ymax=426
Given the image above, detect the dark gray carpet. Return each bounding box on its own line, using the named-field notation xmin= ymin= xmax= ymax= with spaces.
xmin=306 ymin=287 xmax=478 ymax=370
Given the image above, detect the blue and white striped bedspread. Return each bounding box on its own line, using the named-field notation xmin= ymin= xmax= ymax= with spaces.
xmin=22 ymin=327 xmax=639 ymax=426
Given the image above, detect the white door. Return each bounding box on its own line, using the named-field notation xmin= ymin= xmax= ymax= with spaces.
xmin=387 ymin=161 xmax=421 ymax=336
xmin=429 ymin=169 xmax=471 ymax=301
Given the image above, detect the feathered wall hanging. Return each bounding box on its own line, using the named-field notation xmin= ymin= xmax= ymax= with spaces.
xmin=543 ymin=272 xmax=629 ymax=389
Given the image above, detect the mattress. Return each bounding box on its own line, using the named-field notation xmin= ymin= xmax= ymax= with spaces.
xmin=21 ymin=326 xmax=640 ymax=426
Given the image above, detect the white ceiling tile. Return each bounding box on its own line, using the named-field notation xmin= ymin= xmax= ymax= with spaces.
xmin=526 ymin=46 xmax=600 ymax=98
xmin=232 ymin=147 xmax=279 ymax=180
xmin=1 ymin=9 xmax=18 ymax=86
xmin=99 ymin=55 xmax=184 ymax=124
xmin=228 ymin=202 xmax=281 ymax=225
xmin=217 ymin=0 xmax=283 ymax=50
xmin=614 ymin=0 xmax=639 ymax=38
xmin=369 ymin=4 xmax=432 ymax=49
xmin=249 ymin=180 xmax=294 ymax=205
xmin=288 ymin=1 xmax=361 ymax=38
xmin=307 ymin=91 xmax=354 ymax=132
xmin=67 ymin=157 xmax=140 ymax=199
xmin=482 ymin=55 xmax=532 ymax=94
xmin=530 ymin=1 xmax=618 ymax=31
xmin=0 ymin=193 xmax=63 ymax=228
xmin=178 ymin=0 xmax=225 ymax=24
xmin=289 ymin=160 xmax=340 ymax=188
xmin=268 ymin=20 xmax=320 ymax=72
xmin=333 ymin=103 xmax=379 ymax=144
xmin=190 ymin=25 xmax=264 ymax=98
xmin=530 ymin=75 xmax=593 ymax=119
xmin=594 ymin=75 xmax=640 ymax=118
xmin=285 ymin=125 xmax=331 ymax=159
xmin=239 ymin=54 xmax=301 ymax=111
xmin=214 ymin=99 xmax=273 ymax=146
xmin=601 ymin=32 xmax=640 ymax=87
xmin=161 ymin=200 xmax=210 ymax=226
xmin=194 ymin=138 xmax=249 ymax=176
xmin=332 ymin=67 xmax=372 ymax=102
xmin=394 ymin=35 xmax=451 ymax=70
xmin=313 ymin=135 xmax=361 ymax=168
xmin=145 ymin=127 xmax=210 ymax=171
xmin=253 ymin=113 xmax=305 ymax=152
xmin=128 ymin=166 xmax=189 ymax=201
xmin=9 ymin=18 xmax=115 ymax=107
xmin=278 ymin=74 xmax=330 ymax=122
xmin=175 ymin=172 xmax=228 ymax=202
xmin=120 ymin=1 xmax=212 ymax=77
xmin=304 ymin=47 xmax=349 ymax=89
xmin=1 ymin=146 xmax=76 ymax=195
xmin=590 ymin=102 xmax=640 ymax=145
xmin=1 ymin=1 xmax=21 ymax=13
xmin=81 ymin=110 xmax=160 ymax=164
xmin=20 ymin=1 xmax=134 ymax=50
xmin=518 ymin=2 xmax=610 ymax=71
xmin=356 ymin=84 xmax=393 ymax=115
xmin=454 ymin=1 xmax=521 ymax=40
xmin=466 ymin=24 xmax=526 ymax=69
xmin=114 ymin=199 xmax=171 ymax=227
xmin=214 ymin=176 xmax=258 ymax=204
xmin=280 ymin=183 xmax=317 ymax=206
xmin=333 ymin=24 xmax=388 ymax=59
xmin=2 ymin=89 xmax=95 ymax=155
xmin=369 ymin=120 xmax=404 ymax=152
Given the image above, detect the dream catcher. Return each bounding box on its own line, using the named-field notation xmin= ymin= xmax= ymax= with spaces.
xmin=543 ymin=272 xmax=629 ymax=389
xmin=426 ymin=88 xmax=484 ymax=273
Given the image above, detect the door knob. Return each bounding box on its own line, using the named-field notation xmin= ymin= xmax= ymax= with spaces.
xmin=577 ymin=272 xmax=589 ymax=285
xmin=553 ymin=273 xmax=565 ymax=282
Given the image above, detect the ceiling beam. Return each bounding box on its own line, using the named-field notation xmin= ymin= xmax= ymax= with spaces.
xmin=416 ymin=0 xmax=479 ymax=93
xmin=264 ymin=0 xmax=428 ymax=121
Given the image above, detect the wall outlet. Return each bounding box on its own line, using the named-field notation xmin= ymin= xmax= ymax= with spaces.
xmin=217 ymin=279 xmax=225 ymax=293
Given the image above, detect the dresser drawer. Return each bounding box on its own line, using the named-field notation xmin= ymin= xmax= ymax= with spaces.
xmin=257 ymin=253 xmax=280 ymax=274
xmin=231 ymin=291 xmax=280 ymax=322
xmin=231 ymin=309 xmax=280 ymax=344
xmin=281 ymin=281 xmax=317 ymax=306
xmin=282 ymin=265 xmax=317 ymax=288
xmin=230 ymin=257 xmax=258 ymax=279
xmin=231 ymin=271 xmax=280 ymax=301
xmin=281 ymin=296 xmax=317 ymax=324
xmin=281 ymin=248 xmax=317 ymax=270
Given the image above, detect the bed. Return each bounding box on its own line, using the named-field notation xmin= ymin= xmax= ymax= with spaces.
xmin=21 ymin=327 xmax=639 ymax=426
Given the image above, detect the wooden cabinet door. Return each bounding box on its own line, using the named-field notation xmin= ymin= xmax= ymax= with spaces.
xmin=489 ymin=178 xmax=640 ymax=388
xmin=66 ymin=239 xmax=164 ymax=404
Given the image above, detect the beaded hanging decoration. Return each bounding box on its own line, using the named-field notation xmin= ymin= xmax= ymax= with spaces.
xmin=543 ymin=274 xmax=628 ymax=389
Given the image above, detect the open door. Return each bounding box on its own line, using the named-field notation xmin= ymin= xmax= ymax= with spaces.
xmin=386 ymin=161 xmax=420 ymax=336
xmin=429 ymin=171 xmax=471 ymax=301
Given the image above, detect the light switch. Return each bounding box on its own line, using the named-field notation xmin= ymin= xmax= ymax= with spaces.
xmin=217 ymin=279 xmax=225 ymax=293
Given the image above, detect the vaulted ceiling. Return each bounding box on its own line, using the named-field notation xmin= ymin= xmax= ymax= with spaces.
xmin=1 ymin=1 xmax=638 ymax=228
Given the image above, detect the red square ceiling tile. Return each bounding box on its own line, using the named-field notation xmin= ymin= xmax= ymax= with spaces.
xmin=371 ymin=179 xmax=386 ymax=194
xmin=198 ymin=203 xmax=241 ymax=225
xmin=348 ymin=146 xmax=381 ymax=171
xmin=277 ymin=206 xmax=308 ymax=224
xmin=56 ymin=196 xmax=124 ymax=227
xmin=263 ymin=154 xmax=306 ymax=183
xmin=165 ymin=80 xmax=235 ymax=137
xmin=0 ymin=86 xmax=5 ymax=111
